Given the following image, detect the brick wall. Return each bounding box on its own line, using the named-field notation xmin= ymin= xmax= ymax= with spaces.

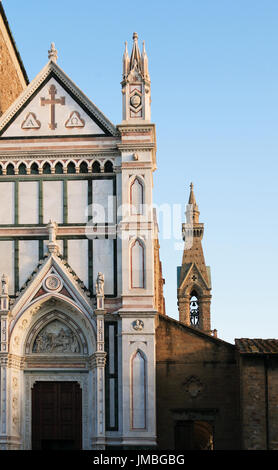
xmin=239 ymin=355 xmax=278 ymax=450
xmin=156 ymin=315 xmax=241 ymax=450
xmin=0 ymin=26 xmax=26 ymax=115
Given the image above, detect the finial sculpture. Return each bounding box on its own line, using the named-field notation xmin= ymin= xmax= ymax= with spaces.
xmin=48 ymin=42 xmax=58 ymax=63
xmin=47 ymin=220 xmax=59 ymax=254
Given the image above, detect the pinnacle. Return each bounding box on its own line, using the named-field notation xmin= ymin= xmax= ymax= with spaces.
xmin=188 ymin=182 xmax=197 ymax=205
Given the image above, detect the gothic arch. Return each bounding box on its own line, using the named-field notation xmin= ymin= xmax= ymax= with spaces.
xmin=77 ymin=160 xmax=89 ymax=174
xmin=9 ymin=295 xmax=96 ymax=356
xmin=91 ymin=160 xmax=101 ymax=173
xmin=130 ymin=176 xmax=144 ymax=215
xmin=130 ymin=349 xmax=147 ymax=429
xmin=104 ymin=159 xmax=114 ymax=173
xmin=17 ymin=161 xmax=27 ymax=175
xmin=42 ymin=161 xmax=52 ymax=174
xmin=54 ymin=160 xmax=64 ymax=174
xmin=24 ymin=310 xmax=88 ymax=355
xmin=66 ymin=160 xmax=76 ymax=174
xmin=130 ymin=238 xmax=145 ymax=289
xmin=5 ymin=162 xmax=15 ymax=175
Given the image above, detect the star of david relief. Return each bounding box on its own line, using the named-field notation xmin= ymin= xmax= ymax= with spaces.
xmin=21 ymin=112 xmax=41 ymax=130
xmin=65 ymin=111 xmax=85 ymax=128
xmin=40 ymin=84 xmax=65 ymax=130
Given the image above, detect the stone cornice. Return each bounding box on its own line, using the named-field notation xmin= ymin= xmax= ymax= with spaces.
xmin=117 ymin=143 xmax=155 ymax=152
xmin=0 ymin=149 xmax=120 ymax=159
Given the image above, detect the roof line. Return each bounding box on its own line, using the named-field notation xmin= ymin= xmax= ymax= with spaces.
xmin=158 ymin=313 xmax=235 ymax=348
xmin=0 ymin=1 xmax=29 ymax=84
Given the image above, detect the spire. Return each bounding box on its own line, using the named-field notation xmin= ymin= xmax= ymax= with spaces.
xmin=123 ymin=41 xmax=130 ymax=78
xmin=178 ymin=184 xmax=212 ymax=334
xmin=48 ymin=42 xmax=58 ymax=63
xmin=130 ymin=32 xmax=142 ymax=72
xmin=121 ymin=33 xmax=151 ymax=121
xmin=186 ymin=182 xmax=200 ymax=225
xmin=141 ymin=40 xmax=149 ymax=79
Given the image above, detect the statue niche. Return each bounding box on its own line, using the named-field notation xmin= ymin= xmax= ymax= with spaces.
xmin=32 ymin=320 xmax=80 ymax=353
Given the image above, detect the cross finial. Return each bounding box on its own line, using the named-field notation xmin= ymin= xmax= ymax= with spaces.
xmin=48 ymin=42 xmax=58 ymax=63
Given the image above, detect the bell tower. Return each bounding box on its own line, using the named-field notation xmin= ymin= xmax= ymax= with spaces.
xmin=121 ymin=32 xmax=151 ymax=122
xmin=177 ymin=184 xmax=214 ymax=335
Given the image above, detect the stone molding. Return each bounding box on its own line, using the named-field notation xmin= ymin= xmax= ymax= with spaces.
xmin=24 ymin=372 xmax=89 ymax=449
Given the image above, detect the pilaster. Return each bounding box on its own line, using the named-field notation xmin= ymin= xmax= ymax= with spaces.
xmin=91 ymin=303 xmax=107 ymax=449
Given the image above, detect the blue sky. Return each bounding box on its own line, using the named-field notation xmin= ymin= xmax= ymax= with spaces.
xmin=3 ymin=0 xmax=278 ymax=343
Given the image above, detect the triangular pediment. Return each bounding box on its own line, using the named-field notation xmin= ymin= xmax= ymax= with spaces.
xmin=11 ymin=252 xmax=94 ymax=321
xmin=179 ymin=262 xmax=211 ymax=292
xmin=0 ymin=61 xmax=118 ymax=138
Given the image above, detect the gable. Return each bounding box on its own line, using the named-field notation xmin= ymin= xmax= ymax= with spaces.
xmin=11 ymin=252 xmax=94 ymax=322
xmin=179 ymin=262 xmax=211 ymax=292
xmin=0 ymin=62 xmax=118 ymax=138
xmin=156 ymin=314 xmax=235 ymax=362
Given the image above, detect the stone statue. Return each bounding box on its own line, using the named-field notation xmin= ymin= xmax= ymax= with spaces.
xmin=96 ymin=272 xmax=104 ymax=296
xmin=96 ymin=272 xmax=105 ymax=310
xmin=1 ymin=274 xmax=8 ymax=295
xmin=47 ymin=220 xmax=59 ymax=254
xmin=47 ymin=219 xmax=57 ymax=244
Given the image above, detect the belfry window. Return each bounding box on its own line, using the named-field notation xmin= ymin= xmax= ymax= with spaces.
xmin=190 ymin=290 xmax=200 ymax=327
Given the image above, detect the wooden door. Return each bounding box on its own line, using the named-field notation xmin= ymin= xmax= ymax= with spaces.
xmin=32 ymin=381 xmax=82 ymax=450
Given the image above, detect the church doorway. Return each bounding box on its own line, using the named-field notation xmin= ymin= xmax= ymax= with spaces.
xmin=32 ymin=381 xmax=82 ymax=450
xmin=175 ymin=420 xmax=214 ymax=450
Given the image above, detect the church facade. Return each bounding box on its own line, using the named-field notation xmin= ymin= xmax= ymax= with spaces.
xmin=0 ymin=3 xmax=278 ymax=451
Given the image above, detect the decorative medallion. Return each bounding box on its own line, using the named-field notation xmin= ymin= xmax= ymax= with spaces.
xmin=184 ymin=375 xmax=203 ymax=398
xmin=132 ymin=319 xmax=144 ymax=331
xmin=44 ymin=274 xmax=62 ymax=292
xmin=21 ymin=112 xmax=41 ymax=130
xmin=130 ymin=94 xmax=141 ymax=108
xmin=65 ymin=111 xmax=85 ymax=128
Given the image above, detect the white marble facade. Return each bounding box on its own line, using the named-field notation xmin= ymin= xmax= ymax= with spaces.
xmin=0 ymin=34 xmax=157 ymax=450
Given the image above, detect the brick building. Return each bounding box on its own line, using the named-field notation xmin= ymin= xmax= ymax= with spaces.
xmin=0 ymin=1 xmax=277 ymax=451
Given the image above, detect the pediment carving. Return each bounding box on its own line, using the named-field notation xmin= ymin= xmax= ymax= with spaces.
xmin=32 ymin=319 xmax=80 ymax=354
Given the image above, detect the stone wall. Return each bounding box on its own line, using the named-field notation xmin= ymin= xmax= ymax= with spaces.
xmin=0 ymin=9 xmax=27 ymax=116
xmin=239 ymin=355 xmax=278 ymax=450
xmin=156 ymin=315 xmax=241 ymax=450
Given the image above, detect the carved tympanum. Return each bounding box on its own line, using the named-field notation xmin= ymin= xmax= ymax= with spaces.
xmin=32 ymin=320 xmax=80 ymax=353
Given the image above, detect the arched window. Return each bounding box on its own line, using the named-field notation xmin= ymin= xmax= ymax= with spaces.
xmin=131 ymin=350 xmax=146 ymax=429
xmin=92 ymin=161 xmax=101 ymax=173
xmin=79 ymin=161 xmax=88 ymax=174
xmin=6 ymin=163 xmax=15 ymax=175
xmin=67 ymin=162 xmax=76 ymax=174
xmin=104 ymin=160 xmax=113 ymax=173
xmin=190 ymin=290 xmax=200 ymax=327
xmin=18 ymin=163 xmax=27 ymax=175
xmin=42 ymin=162 xmax=51 ymax=174
xmin=30 ymin=162 xmax=39 ymax=174
xmin=131 ymin=239 xmax=145 ymax=288
xmin=130 ymin=177 xmax=144 ymax=215
xmin=55 ymin=162 xmax=63 ymax=174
